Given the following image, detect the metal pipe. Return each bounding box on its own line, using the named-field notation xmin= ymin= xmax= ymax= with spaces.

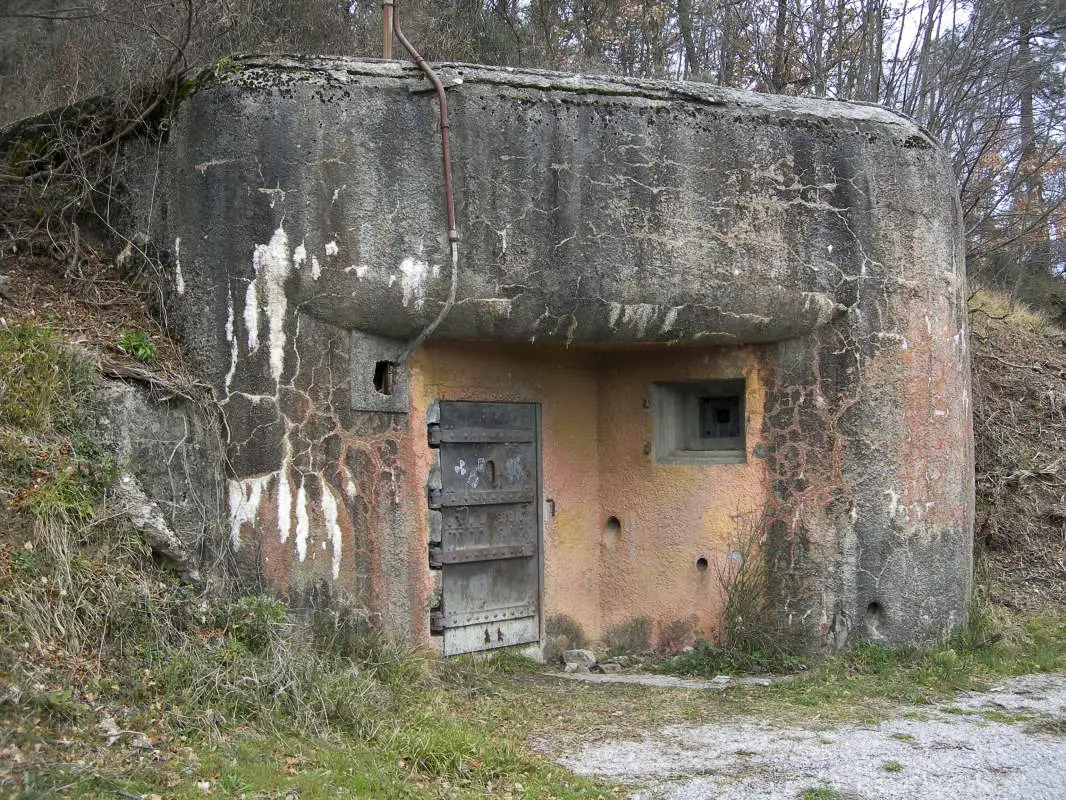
xmin=389 ymin=2 xmax=460 ymax=360
xmin=382 ymin=0 xmax=393 ymax=60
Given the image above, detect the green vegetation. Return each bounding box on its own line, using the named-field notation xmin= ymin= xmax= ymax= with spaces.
xmin=664 ymin=638 xmax=809 ymax=677
xmin=0 ymin=324 xmax=116 ymax=537
xmin=0 ymin=323 xmax=93 ymax=431
xmin=712 ymin=611 xmax=1066 ymax=726
xmin=117 ymin=329 xmax=156 ymax=362
xmin=882 ymin=760 xmax=903 ymax=773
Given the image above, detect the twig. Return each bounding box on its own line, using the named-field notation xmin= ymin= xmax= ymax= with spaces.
xmin=97 ymin=356 xmax=196 ymax=402
xmin=977 ymin=351 xmax=1035 ymax=370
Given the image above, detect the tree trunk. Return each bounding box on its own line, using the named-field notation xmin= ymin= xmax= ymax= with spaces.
xmin=771 ymin=0 xmax=789 ymax=92
xmin=677 ymin=0 xmax=700 ymax=77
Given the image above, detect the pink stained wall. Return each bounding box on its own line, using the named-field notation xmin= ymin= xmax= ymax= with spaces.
xmin=407 ymin=341 xmax=771 ymax=646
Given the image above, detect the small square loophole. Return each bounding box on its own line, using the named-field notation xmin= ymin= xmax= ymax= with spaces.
xmin=652 ymin=379 xmax=746 ymax=465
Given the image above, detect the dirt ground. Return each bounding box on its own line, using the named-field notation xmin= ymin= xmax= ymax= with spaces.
xmin=554 ymin=673 xmax=1066 ymax=799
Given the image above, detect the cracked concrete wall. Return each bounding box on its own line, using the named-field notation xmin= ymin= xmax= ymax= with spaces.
xmin=126 ymin=55 xmax=972 ymax=650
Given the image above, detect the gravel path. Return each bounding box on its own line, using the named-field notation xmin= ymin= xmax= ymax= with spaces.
xmin=556 ymin=674 xmax=1066 ymax=799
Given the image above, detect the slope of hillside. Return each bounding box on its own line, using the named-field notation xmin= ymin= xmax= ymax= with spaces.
xmin=970 ymin=289 xmax=1066 ymax=610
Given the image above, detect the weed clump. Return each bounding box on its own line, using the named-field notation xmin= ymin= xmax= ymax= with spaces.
xmin=0 ymin=323 xmax=93 ymax=432
xmin=664 ymin=514 xmax=807 ymax=676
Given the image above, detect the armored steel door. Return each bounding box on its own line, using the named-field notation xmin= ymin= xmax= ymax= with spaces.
xmin=428 ymin=401 xmax=541 ymax=656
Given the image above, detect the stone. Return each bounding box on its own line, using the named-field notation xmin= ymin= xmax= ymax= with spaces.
xmin=91 ymin=380 xmax=222 ymax=583
xmin=596 ymin=662 xmax=622 ymax=674
xmin=563 ymin=649 xmax=597 ymax=668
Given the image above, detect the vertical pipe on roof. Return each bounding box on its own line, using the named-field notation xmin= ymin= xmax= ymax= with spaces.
xmin=382 ymin=1 xmax=393 ymax=60
xmin=383 ymin=1 xmax=460 ymax=360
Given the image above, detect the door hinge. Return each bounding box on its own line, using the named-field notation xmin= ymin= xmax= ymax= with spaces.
xmin=430 ymin=611 xmax=445 ymax=635
xmin=428 ymin=486 xmax=442 ymax=510
xmin=428 ymin=544 xmax=443 ymax=569
xmin=427 ymin=422 xmax=441 ymax=447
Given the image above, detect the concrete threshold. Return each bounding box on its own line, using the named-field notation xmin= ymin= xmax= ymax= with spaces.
xmin=542 ymin=672 xmax=791 ymax=690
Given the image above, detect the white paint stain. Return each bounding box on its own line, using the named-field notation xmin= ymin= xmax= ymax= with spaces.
xmin=173 ymin=237 xmax=185 ymax=295
xmin=257 ymin=185 xmax=286 ymax=208
xmin=277 ymin=464 xmax=292 ymax=543
xmin=224 ymin=296 xmax=238 ymax=394
xmin=311 ymin=255 xmax=322 ymax=280
xmin=608 ymin=302 xmax=623 ymax=328
xmin=250 ymin=225 xmax=291 ymax=383
xmin=345 ymin=480 xmax=358 ymax=500
xmin=622 ymin=304 xmax=658 ymax=338
xmin=243 ymin=281 xmax=259 ymax=353
xmin=228 ymin=475 xmax=271 ymax=551
xmin=480 ymin=298 xmax=513 ymax=316
xmin=293 ymin=242 xmax=307 ymax=270
xmin=885 ymin=489 xmax=902 ymax=519
xmin=399 ymin=258 xmax=431 ymax=309
xmin=346 ymin=264 xmax=369 ymax=278
xmin=295 ymin=479 xmax=309 ymax=562
xmin=227 ymin=465 xmax=347 ymax=582
xmin=660 ymin=306 xmax=681 ymax=333
xmin=320 ymin=482 xmax=343 ymax=580
xmin=325 ymin=240 xmax=339 ymax=257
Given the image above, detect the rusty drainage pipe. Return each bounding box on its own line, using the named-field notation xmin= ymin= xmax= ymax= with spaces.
xmin=384 ymin=1 xmax=460 ymax=361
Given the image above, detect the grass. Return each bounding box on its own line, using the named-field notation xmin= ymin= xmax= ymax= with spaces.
xmin=703 ymin=609 xmax=1066 ymax=726
xmin=969 ymin=287 xmax=1063 ymax=336
xmin=1025 ymin=716 xmax=1066 ymax=736
xmin=0 ymin=323 xmax=93 ymax=432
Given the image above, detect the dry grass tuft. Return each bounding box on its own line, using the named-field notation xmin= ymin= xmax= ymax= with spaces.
xmin=970 ymin=288 xmax=1065 ymax=338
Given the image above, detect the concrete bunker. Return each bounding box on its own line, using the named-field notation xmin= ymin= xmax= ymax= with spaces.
xmin=132 ymin=56 xmax=974 ymax=654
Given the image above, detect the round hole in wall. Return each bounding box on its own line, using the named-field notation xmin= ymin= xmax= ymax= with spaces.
xmin=604 ymin=516 xmax=622 ymax=546
xmin=696 ymin=556 xmax=709 ymax=572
